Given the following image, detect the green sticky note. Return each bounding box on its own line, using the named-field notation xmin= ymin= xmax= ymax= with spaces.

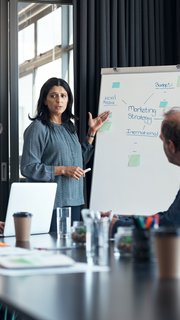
xmin=99 ymin=121 xmax=112 ymax=132
xmin=128 ymin=154 xmax=140 ymax=167
xmin=112 ymin=82 xmax=120 ymax=88
xmin=159 ymin=100 xmax=168 ymax=108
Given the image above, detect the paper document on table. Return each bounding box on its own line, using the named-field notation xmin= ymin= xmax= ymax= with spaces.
xmin=0 ymin=253 xmax=75 ymax=269
xmin=0 ymin=247 xmax=34 ymax=256
xmin=0 ymin=262 xmax=110 ymax=276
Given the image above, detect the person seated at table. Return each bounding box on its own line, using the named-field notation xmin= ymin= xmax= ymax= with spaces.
xmin=111 ymin=106 xmax=180 ymax=236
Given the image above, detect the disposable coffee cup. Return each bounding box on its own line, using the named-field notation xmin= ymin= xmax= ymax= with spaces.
xmin=13 ymin=212 xmax=32 ymax=242
xmin=16 ymin=241 xmax=31 ymax=249
xmin=154 ymin=227 xmax=180 ymax=279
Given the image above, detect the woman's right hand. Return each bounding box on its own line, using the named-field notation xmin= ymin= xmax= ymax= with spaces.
xmin=55 ymin=166 xmax=85 ymax=180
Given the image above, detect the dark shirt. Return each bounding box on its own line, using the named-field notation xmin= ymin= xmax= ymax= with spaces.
xmin=112 ymin=189 xmax=180 ymax=236
xmin=158 ymin=189 xmax=180 ymax=227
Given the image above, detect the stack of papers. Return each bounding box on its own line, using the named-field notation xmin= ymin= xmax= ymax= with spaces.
xmin=0 ymin=246 xmax=110 ymax=275
xmin=0 ymin=246 xmax=75 ymax=269
xmin=0 ymin=247 xmax=33 ymax=256
xmin=0 ymin=253 xmax=75 ymax=269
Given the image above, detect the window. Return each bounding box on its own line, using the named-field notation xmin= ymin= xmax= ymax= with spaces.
xmin=18 ymin=2 xmax=73 ymax=156
xmin=37 ymin=7 xmax=62 ymax=55
xmin=18 ymin=24 xmax=35 ymax=64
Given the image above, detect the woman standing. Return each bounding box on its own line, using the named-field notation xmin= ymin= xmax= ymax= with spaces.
xmin=21 ymin=77 xmax=110 ymax=231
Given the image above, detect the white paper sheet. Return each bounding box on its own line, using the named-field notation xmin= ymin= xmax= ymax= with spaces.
xmin=0 ymin=262 xmax=109 ymax=276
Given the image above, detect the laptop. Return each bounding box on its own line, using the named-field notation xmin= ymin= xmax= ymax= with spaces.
xmin=1 ymin=182 xmax=57 ymax=237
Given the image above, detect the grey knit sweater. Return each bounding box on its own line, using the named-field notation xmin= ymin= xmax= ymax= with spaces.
xmin=21 ymin=119 xmax=94 ymax=208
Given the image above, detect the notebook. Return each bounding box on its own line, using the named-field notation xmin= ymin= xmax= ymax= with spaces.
xmin=1 ymin=182 xmax=57 ymax=237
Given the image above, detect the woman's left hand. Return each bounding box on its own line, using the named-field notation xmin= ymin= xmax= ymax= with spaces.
xmin=88 ymin=111 xmax=110 ymax=133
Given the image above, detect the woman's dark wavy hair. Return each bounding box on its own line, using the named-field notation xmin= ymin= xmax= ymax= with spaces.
xmin=29 ymin=77 xmax=78 ymax=133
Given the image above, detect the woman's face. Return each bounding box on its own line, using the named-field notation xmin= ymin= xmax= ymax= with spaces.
xmin=44 ymin=85 xmax=69 ymax=118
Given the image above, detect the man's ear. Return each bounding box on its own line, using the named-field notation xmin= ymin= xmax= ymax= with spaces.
xmin=168 ymin=139 xmax=176 ymax=153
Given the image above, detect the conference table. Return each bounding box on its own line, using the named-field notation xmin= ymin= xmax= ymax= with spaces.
xmin=0 ymin=233 xmax=179 ymax=320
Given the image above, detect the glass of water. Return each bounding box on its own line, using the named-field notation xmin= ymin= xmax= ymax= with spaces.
xmin=56 ymin=207 xmax=71 ymax=238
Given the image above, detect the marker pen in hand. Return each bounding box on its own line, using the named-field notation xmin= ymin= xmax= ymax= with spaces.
xmin=84 ymin=168 xmax=91 ymax=175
